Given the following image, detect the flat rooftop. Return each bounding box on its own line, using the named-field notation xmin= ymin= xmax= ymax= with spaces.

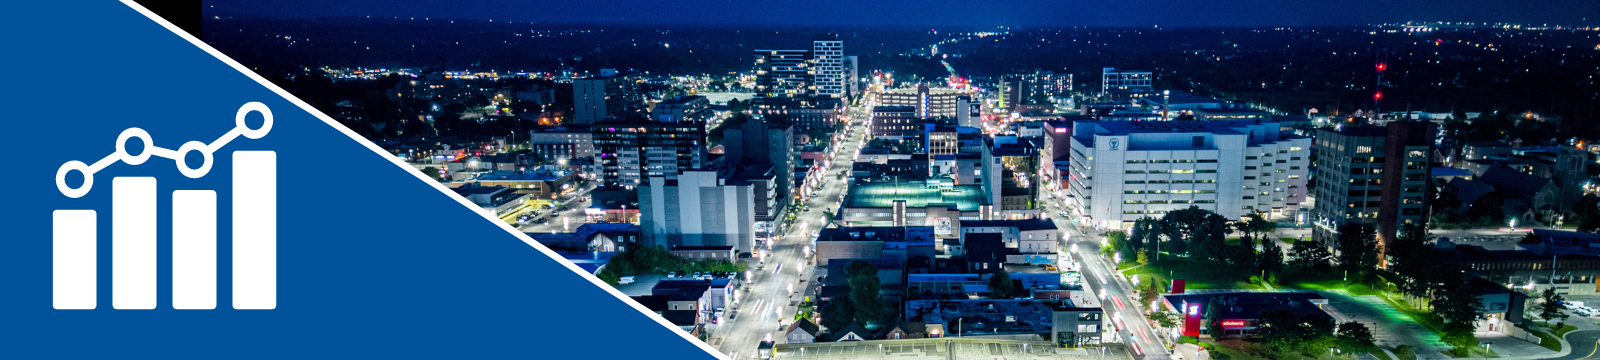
xmin=844 ymin=182 xmax=990 ymax=211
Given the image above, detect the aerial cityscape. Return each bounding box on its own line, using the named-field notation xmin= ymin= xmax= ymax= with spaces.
xmin=202 ymin=1 xmax=1600 ymax=359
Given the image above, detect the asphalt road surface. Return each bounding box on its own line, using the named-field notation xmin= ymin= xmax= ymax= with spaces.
xmin=713 ymin=100 xmax=873 ymax=360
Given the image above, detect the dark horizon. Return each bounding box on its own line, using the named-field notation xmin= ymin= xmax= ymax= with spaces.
xmin=207 ymin=0 xmax=1600 ymax=28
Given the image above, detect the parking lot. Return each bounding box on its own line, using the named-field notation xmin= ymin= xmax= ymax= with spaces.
xmin=771 ymin=339 xmax=1127 ymax=360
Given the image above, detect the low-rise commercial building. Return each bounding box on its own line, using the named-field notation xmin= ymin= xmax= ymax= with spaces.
xmin=450 ymin=183 xmax=530 ymax=217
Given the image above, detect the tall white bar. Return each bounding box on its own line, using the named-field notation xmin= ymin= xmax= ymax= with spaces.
xmin=112 ymin=177 xmax=156 ymax=310
xmin=52 ymin=210 xmax=97 ymax=310
xmin=233 ymin=151 xmax=276 ymax=310
xmin=173 ymin=190 xmax=217 ymax=310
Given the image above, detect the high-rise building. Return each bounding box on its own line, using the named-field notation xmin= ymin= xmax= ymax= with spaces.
xmin=1005 ymin=72 xmax=1073 ymax=105
xmin=1066 ymin=121 xmax=1310 ymax=229
xmin=1311 ymin=121 xmax=1437 ymax=258
xmin=753 ymin=49 xmax=813 ymax=101
xmin=722 ymin=118 xmax=796 ymax=216
xmin=591 ymin=119 xmax=706 ymax=189
xmin=1101 ymin=67 xmax=1153 ymax=95
xmin=752 ymin=48 xmax=844 ymax=130
xmin=572 ymin=69 xmax=643 ymax=124
xmin=639 ymin=170 xmax=757 ymax=254
xmin=812 ymin=34 xmax=845 ymax=98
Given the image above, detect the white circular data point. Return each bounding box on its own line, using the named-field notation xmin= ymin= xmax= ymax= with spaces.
xmin=57 ymin=161 xmax=93 ymax=198
xmin=115 ymin=128 xmax=154 ymax=165
xmin=236 ymin=102 xmax=273 ymax=139
xmin=176 ymin=141 xmax=214 ymax=179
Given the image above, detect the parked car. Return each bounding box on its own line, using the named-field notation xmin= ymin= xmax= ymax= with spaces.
xmin=666 ymin=271 xmax=678 ymax=279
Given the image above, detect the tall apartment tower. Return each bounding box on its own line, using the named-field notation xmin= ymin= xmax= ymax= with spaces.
xmin=591 ymin=119 xmax=706 ymax=189
xmin=722 ymin=118 xmax=796 ymax=209
xmin=754 ymin=49 xmax=813 ymax=102
xmin=572 ymin=69 xmax=642 ymax=124
xmin=812 ymin=34 xmax=845 ymax=98
xmin=1311 ymin=121 xmax=1437 ymax=261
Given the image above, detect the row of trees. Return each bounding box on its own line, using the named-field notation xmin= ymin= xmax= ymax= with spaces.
xmin=1105 ymin=208 xmax=1284 ymax=282
xmin=595 ymin=245 xmax=748 ymax=286
xmin=1388 ymin=224 xmax=1488 ymax=355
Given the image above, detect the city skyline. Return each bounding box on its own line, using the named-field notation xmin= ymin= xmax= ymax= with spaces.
xmin=207 ymin=0 xmax=1600 ymax=28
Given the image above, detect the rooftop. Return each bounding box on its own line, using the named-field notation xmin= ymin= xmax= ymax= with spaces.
xmin=903 ymin=299 xmax=1096 ymax=337
xmin=1161 ymin=291 xmax=1330 ymax=322
xmin=959 ymin=219 xmax=1058 ymax=232
xmin=843 ymin=182 xmax=991 ymax=211
xmin=469 ymin=167 xmax=572 ymax=182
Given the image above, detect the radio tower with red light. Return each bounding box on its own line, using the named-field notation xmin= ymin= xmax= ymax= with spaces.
xmin=1374 ymin=53 xmax=1388 ymax=120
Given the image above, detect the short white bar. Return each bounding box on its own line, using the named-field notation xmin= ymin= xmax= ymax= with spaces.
xmin=53 ymin=210 xmax=96 ymax=310
xmin=173 ymin=190 xmax=216 ymax=310
xmin=233 ymin=151 xmax=276 ymax=309
xmin=113 ymin=177 xmax=156 ymax=310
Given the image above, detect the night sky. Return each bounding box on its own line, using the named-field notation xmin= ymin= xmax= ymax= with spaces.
xmin=208 ymin=0 xmax=1600 ymax=27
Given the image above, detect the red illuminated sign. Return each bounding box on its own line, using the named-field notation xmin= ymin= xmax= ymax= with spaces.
xmin=1220 ymin=320 xmax=1247 ymax=327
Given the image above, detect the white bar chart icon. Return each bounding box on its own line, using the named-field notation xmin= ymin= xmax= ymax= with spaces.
xmin=173 ymin=190 xmax=216 ymax=310
xmin=112 ymin=177 xmax=157 ymax=310
xmin=233 ymin=151 xmax=276 ymax=310
xmin=52 ymin=102 xmax=276 ymax=310
xmin=52 ymin=210 xmax=97 ymax=310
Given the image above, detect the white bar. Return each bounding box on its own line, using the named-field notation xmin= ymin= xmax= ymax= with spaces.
xmin=233 ymin=151 xmax=276 ymax=309
xmin=173 ymin=190 xmax=216 ymax=310
xmin=53 ymin=210 xmax=96 ymax=310
xmin=113 ymin=177 xmax=156 ymax=310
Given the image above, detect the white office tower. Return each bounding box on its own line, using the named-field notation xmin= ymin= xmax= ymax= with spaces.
xmin=1065 ymin=121 xmax=1310 ymax=229
xmin=812 ymin=34 xmax=844 ymax=98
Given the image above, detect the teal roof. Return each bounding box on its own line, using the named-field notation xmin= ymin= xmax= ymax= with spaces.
xmin=844 ymin=182 xmax=990 ymax=211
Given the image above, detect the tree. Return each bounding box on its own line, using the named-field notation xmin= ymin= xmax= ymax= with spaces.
xmin=988 ymin=270 xmax=1014 ymax=299
xmin=1288 ymin=241 xmax=1331 ymax=272
xmin=847 ymin=260 xmax=885 ymax=325
xmin=1336 ymin=223 xmax=1380 ymax=281
xmin=1202 ymin=296 xmax=1225 ymax=337
xmin=1161 ymin=207 xmax=1228 ymax=258
xmin=1467 ymin=191 xmax=1507 ymax=225
xmin=1433 ymin=272 xmax=1486 ymax=354
xmin=1259 ymin=244 xmax=1285 ymax=274
xmin=1335 ymin=322 xmax=1379 ymax=354
xmin=1147 ymin=311 xmax=1181 ymax=328
xmin=1539 ymin=287 xmax=1570 ymax=328
xmin=820 ymin=296 xmax=855 ymax=331
xmin=1390 ymin=223 xmax=1442 ymax=299
xmin=1138 ymin=277 xmax=1162 ymax=307
xmin=419 ymin=166 xmax=442 ymax=182
xmin=1233 ymin=213 xmax=1276 ymax=245
xmin=1256 ymin=309 xmax=1337 ymax=356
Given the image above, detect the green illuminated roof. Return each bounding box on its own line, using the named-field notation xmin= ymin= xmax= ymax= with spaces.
xmin=844 ymin=182 xmax=990 ymax=211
